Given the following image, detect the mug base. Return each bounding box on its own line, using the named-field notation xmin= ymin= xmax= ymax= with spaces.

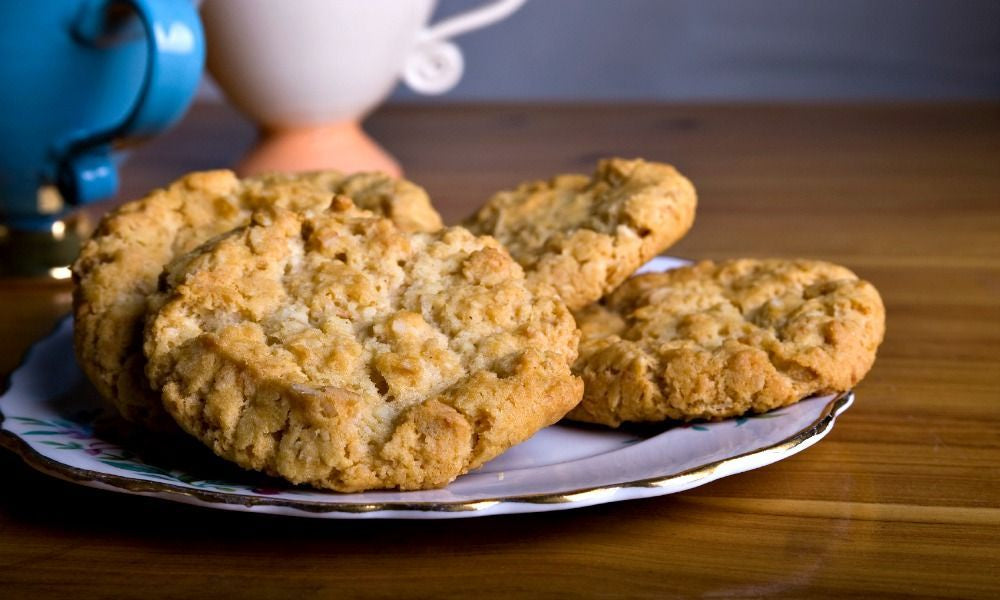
xmin=0 ymin=212 xmax=90 ymax=281
xmin=237 ymin=121 xmax=402 ymax=177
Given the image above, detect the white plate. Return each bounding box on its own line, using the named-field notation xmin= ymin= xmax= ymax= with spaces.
xmin=0 ymin=257 xmax=853 ymax=519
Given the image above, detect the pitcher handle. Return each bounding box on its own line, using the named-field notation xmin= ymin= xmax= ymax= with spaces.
xmin=403 ymin=0 xmax=526 ymax=95
xmin=58 ymin=0 xmax=204 ymax=205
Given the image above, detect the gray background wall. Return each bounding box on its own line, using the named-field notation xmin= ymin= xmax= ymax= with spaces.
xmin=390 ymin=0 xmax=1000 ymax=101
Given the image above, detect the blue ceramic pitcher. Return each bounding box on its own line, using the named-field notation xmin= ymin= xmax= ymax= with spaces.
xmin=0 ymin=0 xmax=204 ymax=231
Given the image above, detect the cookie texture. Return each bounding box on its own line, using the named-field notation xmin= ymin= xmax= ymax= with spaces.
xmin=143 ymin=200 xmax=582 ymax=491
xmin=570 ymin=259 xmax=885 ymax=426
xmin=463 ymin=158 xmax=697 ymax=310
xmin=73 ymin=170 xmax=442 ymax=430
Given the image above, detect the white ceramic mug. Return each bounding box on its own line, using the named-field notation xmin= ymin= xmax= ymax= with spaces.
xmin=201 ymin=0 xmax=525 ymax=128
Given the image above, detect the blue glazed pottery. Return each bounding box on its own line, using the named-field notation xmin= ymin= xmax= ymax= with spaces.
xmin=0 ymin=0 xmax=204 ymax=231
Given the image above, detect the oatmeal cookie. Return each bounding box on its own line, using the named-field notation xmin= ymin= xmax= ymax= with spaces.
xmin=143 ymin=199 xmax=582 ymax=491
xmin=570 ymin=259 xmax=885 ymax=426
xmin=73 ymin=170 xmax=441 ymax=430
xmin=463 ymin=158 xmax=697 ymax=310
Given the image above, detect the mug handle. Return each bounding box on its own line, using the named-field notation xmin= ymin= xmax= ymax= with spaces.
xmin=403 ymin=0 xmax=526 ymax=95
xmin=58 ymin=0 xmax=204 ymax=205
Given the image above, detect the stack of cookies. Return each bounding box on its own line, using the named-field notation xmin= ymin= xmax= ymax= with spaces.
xmin=72 ymin=159 xmax=885 ymax=492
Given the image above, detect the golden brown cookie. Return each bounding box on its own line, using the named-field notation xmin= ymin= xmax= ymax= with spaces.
xmin=463 ymin=158 xmax=697 ymax=311
xmin=569 ymin=259 xmax=885 ymax=426
xmin=73 ymin=170 xmax=442 ymax=431
xmin=143 ymin=199 xmax=582 ymax=491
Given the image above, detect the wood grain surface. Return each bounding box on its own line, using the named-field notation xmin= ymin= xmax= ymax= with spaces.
xmin=1 ymin=103 xmax=998 ymax=599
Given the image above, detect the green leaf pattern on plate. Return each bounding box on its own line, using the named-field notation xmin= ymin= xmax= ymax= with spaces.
xmin=9 ymin=415 xmax=242 ymax=493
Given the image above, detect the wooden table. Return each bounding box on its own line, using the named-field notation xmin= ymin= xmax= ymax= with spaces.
xmin=1 ymin=103 xmax=998 ymax=598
